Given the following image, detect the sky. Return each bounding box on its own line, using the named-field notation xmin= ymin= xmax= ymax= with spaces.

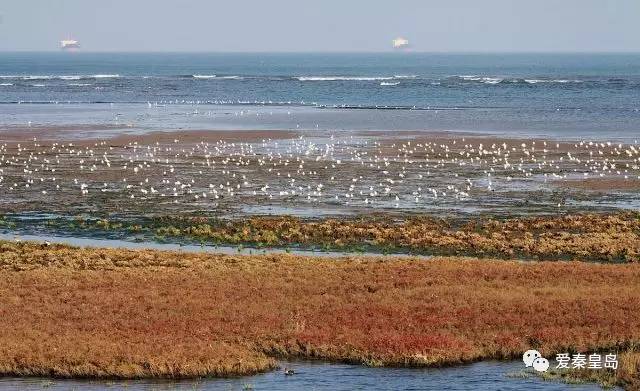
xmin=0 ymin=0 xmax=639 ymax=52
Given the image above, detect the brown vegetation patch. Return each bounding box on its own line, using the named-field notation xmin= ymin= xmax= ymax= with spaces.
xmin=1 ymin=241 xmax=640 ymax=379
xmin=153 ymin=212 xmax=640 ymax=262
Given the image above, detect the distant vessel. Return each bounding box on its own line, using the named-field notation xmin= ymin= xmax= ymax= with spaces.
xmin=392 ymin=37 xmax=410 ymax=50
xmin=60 ymin=39 xmax=80 ymax=51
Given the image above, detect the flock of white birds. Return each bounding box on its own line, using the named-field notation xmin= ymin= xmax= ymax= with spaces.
xmin=0 ymin=133 xmax=639 ymax=215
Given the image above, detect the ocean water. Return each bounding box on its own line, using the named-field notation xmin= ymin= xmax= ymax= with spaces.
xmin=0 ymin=52 xmax=639 ymax=139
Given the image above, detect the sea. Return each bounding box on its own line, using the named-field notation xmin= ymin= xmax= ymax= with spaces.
xmin=0 ymin=52 xmax=639 ymax=140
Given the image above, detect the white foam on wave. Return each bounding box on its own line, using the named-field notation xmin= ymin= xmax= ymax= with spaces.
xmin=68 ymin=83 xmax=92 ymax=86
xmin=1 ymin=74 xmax=120 ymax=80
xmin=482 ymin=77 xmax=503 ymax=84
xmin=459 ymin=76 xmax=503 ymax=84
xmin=24 ymin=76 xmax=52 ymax=80
xmin=380 ymin=81 xmax=400 ymax=86
xmin=456 ymin=75 xmax=582 ymax=85
xmin=0 ymin=75 xmax=30 ymax=80
xmin=0 ymin=83 xmax=13 ymax=86
xmin=297 ymin=76 xmax=395 ymax=81
xmin=191 ymin=75 xmax=243 ymax=80
xmin=92 ymin=74 xmax=120 ymax=78
xmin=31 ymin=84 xmax=46 ymax=87
xmin=524 ymin=79 xmax=582 ymax=84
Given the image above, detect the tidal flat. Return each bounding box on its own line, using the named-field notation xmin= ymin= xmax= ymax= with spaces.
xmin=0 ymin=127 xmax=639 ymax=389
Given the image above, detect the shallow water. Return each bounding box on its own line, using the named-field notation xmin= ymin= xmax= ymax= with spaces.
xmin=2 ymin=102 xmax=639 ymax=143
xmin=0 ymin=361 xmax=609 ymax=390
xmin=0 ymin=232 xmax=429 ymax=259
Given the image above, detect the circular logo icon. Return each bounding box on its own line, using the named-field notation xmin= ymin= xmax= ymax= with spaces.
xmin=523 ymin=349 xmax=541 ymax=367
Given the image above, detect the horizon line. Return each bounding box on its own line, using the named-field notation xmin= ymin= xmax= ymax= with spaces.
xmin=1 ymin=50 xmax=640 ymax=55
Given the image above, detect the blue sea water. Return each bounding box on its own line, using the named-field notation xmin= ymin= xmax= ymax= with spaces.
xmin=1 ymin=52 xmax=639 ymax=139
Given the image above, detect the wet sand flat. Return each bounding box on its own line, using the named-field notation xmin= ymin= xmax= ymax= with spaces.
xmin=1 ymin=127 xmax=638 ymax=219
xmin=0 ymin=125 xmax=298 ymax=145
xmin=557 ymin=178 xmax=640 ymax=191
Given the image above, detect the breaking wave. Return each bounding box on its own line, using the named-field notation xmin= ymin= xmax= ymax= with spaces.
xmin=0 ymin=74 xmax=120 ymax=80
xmin=450 ymin=75 xmax=584 ymax=85
xmin=523 ymin=79 xmax=582 ymax=84
xmin=92 ymin=74 xmax=120 ymax=78
xmin=296 ymin=76 xmax=396 ymax=81
xmin=188 ymin=75 xmax=243 ymax=80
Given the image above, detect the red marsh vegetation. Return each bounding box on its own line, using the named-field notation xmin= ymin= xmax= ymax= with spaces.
xmin=0 ymin=241 xmax=639 ymax=382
